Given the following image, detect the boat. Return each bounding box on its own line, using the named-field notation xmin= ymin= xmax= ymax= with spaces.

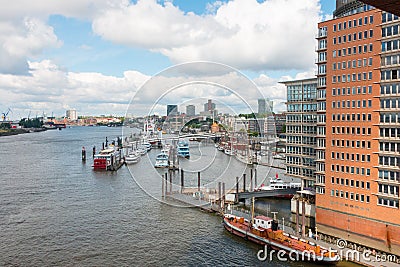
xmin=137 ymin=147 xmax=147 ymax=155
xmin=223 ymin=200 xmax=340 ymax=264
xmin=177 ymin=140 xmax=190 ymax=158
xmin=142 ymin=142 xmax=152 ymax=151
xmin=154 ymin=152 xmax=169 ymax=168
xmin=125 ymin=151 xmax=140 ymax=164
xmin=224 ymin=149 xmax=234 ymax=156
xmin=93 ymin=148 xmax=121 ymax=170
xmin=161 ymin=144 xmax=171 ymax=155
xmin=255 ymin=177 xmax=301 ymax=198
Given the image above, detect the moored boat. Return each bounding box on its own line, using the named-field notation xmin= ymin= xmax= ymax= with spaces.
xmin=223 ymin=211 xmax=340 ymax=264
xmin=125 ymin=152 xmax=140 ymax=164
xmin=93 ymin=148 xmax=121 ymax=170
xmin=154 ymin=152 xmax=169 ymax=168
xmin=177 ymin=140 xmax=190 ymax=158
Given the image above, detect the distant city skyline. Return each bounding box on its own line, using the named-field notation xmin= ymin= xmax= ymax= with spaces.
xmin=0 ymin=1 xmax=335 ymax=119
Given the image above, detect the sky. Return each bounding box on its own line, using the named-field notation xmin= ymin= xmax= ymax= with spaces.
xmin=0 ymin=0 xmax=336 ymax=119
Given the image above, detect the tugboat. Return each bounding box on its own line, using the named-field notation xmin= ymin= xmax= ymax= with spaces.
xmin=223 ymin=199 xmax=340 ymax=264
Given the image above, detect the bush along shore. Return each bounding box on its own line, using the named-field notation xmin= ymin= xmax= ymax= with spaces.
xmin=0 ymin=128 xmax=47 ymax=137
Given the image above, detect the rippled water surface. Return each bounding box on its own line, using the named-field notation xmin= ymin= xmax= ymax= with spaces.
xmin=0 ymin=127 xmax=345 ymax=266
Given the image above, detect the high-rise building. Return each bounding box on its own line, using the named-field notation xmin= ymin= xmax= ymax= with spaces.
xmin=66 ymin=109 xmax=77 ymax=120
xmin=282 ymin=78 xmax=317 ymax=189
xmin=316 ymin=0 xmax=400 ymax=254
xmin=204 ymin=99 xmax=216 ymax=112
xmin=258 ymin=98 xmax=273 ymax=115
xmin=166 ymin=105 xmax=178 ymax=116
xmin=186 ymin=105 xmax=195 ymax=116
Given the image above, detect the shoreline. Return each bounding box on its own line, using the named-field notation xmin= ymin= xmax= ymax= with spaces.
xmin=0 ymin=128 xmax=47 ymax=137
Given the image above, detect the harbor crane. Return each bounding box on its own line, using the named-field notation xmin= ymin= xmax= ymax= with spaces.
xmin=2 ymin=108 xmax=11 ymax=121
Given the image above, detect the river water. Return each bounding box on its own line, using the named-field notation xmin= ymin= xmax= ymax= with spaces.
xmin=0 ymin=127 xmax=356 ymax=266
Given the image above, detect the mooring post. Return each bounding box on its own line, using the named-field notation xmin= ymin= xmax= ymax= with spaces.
xmin=165 ymin=173 xmax=168 ymax=196
xmin=82 ymin=146 xmax=86 ymax=161
xmin=236 ymin=176 xmax=239 ymax=203
xmin=250 ymin=169 xmax=253 ymax=192
xmin=296 ymin=199 xmax=300 ymax=235
xmin=197 ymin=172 xmax=201 ymax=191
xmin=181 ymin=169 xmax=184 ymax=189
xmin=254 ymin=168 xmax=257 ymax=188
xmin=92 ymin=146 xmax=96 ymax=157
xmin=162 ymin=173 xmax=165 ymax=197
xmin=302 ymin=200 xmax=306 ymax=237
xmin=169 ymin=170 xmax=172 ymax=193
xmin=243 ymin=173 xmax=246 ymax=192
xmin=218 ymin=182 xmax=222 ymax=208
xmin=222 ymin=182 xmax=226 ymax=210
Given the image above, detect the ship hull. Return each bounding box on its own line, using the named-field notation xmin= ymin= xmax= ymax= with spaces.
xmin=223 ymin=217 xmax=339 ymax=264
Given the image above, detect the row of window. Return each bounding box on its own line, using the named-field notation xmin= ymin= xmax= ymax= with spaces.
xmin=286 ymin=115 xmax=316 ymax=123
xmin=333 ymin=44 xmax=373 ymax=58
xmin=382 ymin=39 xmax=400 ymax=52
xmin=378 ymin=184 xmax=399 ymax=196
xmin=381 ymin=69 xmax=400 ymax=81
xmin=287 ymin=104 xmax=317 ymax=112
xmin=333 ymin=15 xmax=374 ymax=32
xmin=331 ymin=177 xmax=370 ymax=189
xmin=379 ymin=142 xmax=400 ymax=153
xmin=333 ymin=57 xmax=373 ymax=70
xmin=330 ymin=189 xmax=370 ymax=203
xmin=332 ymin=86 xmax=372 ymax=96
xmin=380 ymin=84 xmax=400 ymax=95
xmin=331 ymin=139 xmax=371 ymax=149
xmin=332 ymin=100 xmax=372 ymax=109
xmin=287 ymin=136 xmax=316 ymax=145
xmin=332 ymin=126 xmax=371 ymax=135
xmin=333 ymin=30 xmax=373 ymax=45
xmin=380 ymin=113 xmax=400 ymax=123
xmin=286 ymin=157 xmax=315 ymax=167
xmin=379 ymin=156 xmax=400 ymax=167
xmin=332 ymin=72 xmax=373 ymax=83
xmin=378 ymin=170 xmax=400 ymax=182
xmin=380 ymin=99 xmax=400 ymax=109
xmin=378 ymin=197 xmax=399 ymax=208
xmin=380 ymin=128 xmax=400 ymax=139
xmin=382 ymin=12 xmax=399 ymax=24
xmin=331 ymin=152 xmax=371 ymax=162
xmin=382 ymin=54 xmax=400 ymax=67
xmin=330 ymin=164 xmax=371 ymax=176
xmin=286 ymin=166 xmax=314 ymax=178
xmin=382 ymin=25 xmax=400 ymax=38
xmin=332 ymin=112 xmax=372 ymax=121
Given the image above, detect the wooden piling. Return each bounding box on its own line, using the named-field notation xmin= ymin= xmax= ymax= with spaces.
xmin=165 ymin=173 xmax=168 ymax=196
xmin=250 ymin=169 xmax=253 ymax=192
xmin=296 ymin=199 xmax=300 ymax=235
xmin=181 ymin=169 xmax=184 ymax=189
xmin=243 ymin=173 xmax=246 ymax=192
xmin=169 ymin=170 xmax=172 ymax=193
xmin=197 ymin=172 xmax=201 ymax=191
xmin=254 ymin=168 xmax=257 ymax=188
xmin=236 ymin=176 xmax=239 ymax=203
xmin=218 ymin=182 xmax=221 ymax=208
xmin=82 ymin=146 xmax=86 ymax=161
xmin=222 ymin=182 xmax=225 ymax=209
xmin=302 ymin=200 xmax=306 ymax=237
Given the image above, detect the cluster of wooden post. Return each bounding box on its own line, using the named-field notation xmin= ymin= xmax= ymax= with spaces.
xmin=295 ymin=198 xmax=307 ymax=237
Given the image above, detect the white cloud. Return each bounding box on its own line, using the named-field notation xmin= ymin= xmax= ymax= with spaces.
xmin=0 ymin=61 xmax=292 ymax=119
xmin=92 ymin=0 xmax=322 ymax=71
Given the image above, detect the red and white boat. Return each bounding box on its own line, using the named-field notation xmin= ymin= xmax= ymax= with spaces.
xmin=223 ymin=212 xmax=340 ymax=264
xmin=93 ymin=148 xmax=121 ymax=170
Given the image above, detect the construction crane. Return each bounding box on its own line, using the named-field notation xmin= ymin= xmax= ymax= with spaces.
xmin=2 ymin=108 xmax=11 ymax=121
